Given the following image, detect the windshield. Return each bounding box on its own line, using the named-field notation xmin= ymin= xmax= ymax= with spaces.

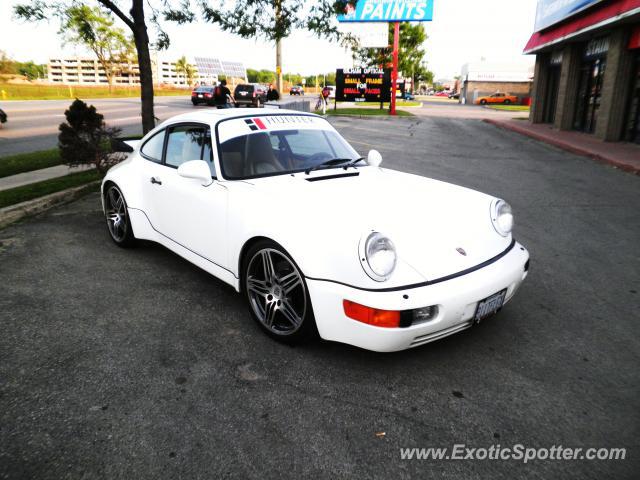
xmin=217 ymin=117 xmax=361 ymax=179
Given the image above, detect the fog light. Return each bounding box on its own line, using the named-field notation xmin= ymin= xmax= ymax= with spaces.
xmin=413 ymin=305 xmax=439 ymax=324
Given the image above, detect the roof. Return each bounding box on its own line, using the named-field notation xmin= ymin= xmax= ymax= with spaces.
xmin=524 ymin=0 xmax=640 ymax=54
xmin=156 ymin=108 xmax=318 ymax=127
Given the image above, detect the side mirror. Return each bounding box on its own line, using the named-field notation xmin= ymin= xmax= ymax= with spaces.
xmin=367 ymin=149 xmax=383 ymax=167
xmin=177 ymin=160 xmax=213 ymax=186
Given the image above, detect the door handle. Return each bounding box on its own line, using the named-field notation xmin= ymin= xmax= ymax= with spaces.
xmin=150 ymin=176 xmax=162 ymax=185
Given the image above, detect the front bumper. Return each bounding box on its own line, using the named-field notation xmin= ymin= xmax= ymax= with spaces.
xmin=307 ymin=241 xmax=530 ymax=352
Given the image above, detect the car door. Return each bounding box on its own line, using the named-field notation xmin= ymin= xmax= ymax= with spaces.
xmin=142 ymin=123 xmax=229 ymax=271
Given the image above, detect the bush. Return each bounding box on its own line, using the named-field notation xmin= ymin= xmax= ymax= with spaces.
xmin=58 ymin=99 xmax=125 ymax=175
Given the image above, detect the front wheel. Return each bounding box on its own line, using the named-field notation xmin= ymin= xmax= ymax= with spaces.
xmin=504 ymin=99 xmax=511 ymax=105
xmin=480 ymin=99 xmax=487 ymax=105
xmin=104 ymin=184 xmax=135 ymax=248
xmin=243 ymin=241 xmax=317 ymax=343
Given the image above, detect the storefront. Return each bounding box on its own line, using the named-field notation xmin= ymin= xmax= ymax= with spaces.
xmin=525 ymin=0 xmax=640 ymax=143
xmin=624 ymin=30 xmax=640 ymax=142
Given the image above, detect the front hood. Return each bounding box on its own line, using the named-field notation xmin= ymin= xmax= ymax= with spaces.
xmin=239 ymin=166 xmax=511 ymax=286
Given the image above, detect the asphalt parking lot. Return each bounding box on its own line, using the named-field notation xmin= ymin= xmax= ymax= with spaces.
xmin=1 ymin=116 xmax=639 ymax=479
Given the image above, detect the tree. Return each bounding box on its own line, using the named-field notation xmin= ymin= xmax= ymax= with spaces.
xmin=171 ymin=1 xmax=354 ymax=92
xmin=175 ymin=56 xmax=195 ymax=86
xmin=15 ymin=0 xmax=171 ymax=134
xmin=0 ymin=51 xmax=18 ymax=75
xmin=60 ymin=5 xmax=134 ymax=93
xmin=58 ymin=98 xmax=124 ymax=175
xmin=17 ymin=61 xmax=47 ymax=80
xmin=352 ymin=22 xmax=433 ymax=91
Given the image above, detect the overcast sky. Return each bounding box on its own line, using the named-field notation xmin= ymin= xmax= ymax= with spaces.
xmin=1 ymin=0 xmax=538 ymax=78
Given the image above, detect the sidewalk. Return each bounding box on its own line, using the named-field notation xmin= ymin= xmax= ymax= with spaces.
xmin=0 ymin=164 xmax=94 ymax=192
xmin=484 ymin=118 xmax=640 ymax=175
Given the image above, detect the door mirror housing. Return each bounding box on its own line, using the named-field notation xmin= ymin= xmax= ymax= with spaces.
xmin=367 ymin=149 xmax=383 ymax=167
xmin=177 ymin=160 xmax=213 ymax=186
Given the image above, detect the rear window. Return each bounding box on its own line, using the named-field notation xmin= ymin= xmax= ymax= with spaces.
xmin=194 ymin=87 xmax=214 ymax=93
xmin=235 ymin=84 xmax=254 ymax=93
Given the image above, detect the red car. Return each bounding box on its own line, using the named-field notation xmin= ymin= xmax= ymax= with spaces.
xmin=434 ymin=91 xmax=450 ymax=97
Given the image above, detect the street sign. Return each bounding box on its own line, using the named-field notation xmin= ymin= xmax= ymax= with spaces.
xmin=335 ymin=68 xmax=391 ymax=103
xmin=338 ymin=0 xmax=434 ymax=22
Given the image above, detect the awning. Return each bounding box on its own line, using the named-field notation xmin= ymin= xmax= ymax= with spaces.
xmin=523 ymin=0 xmax=640 ymax=54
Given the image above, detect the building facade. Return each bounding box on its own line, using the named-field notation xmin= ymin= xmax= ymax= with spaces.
xmin=525 ymin=0 xmax=640 ymax=144
xmin=47 ymin=55 xmax=246 ymax=87
xmin=460 ymin=62 xmax=534 ymax=104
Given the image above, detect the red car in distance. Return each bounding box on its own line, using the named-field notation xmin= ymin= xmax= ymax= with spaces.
xmin=191 ymin=86 xmax=216 ymax=106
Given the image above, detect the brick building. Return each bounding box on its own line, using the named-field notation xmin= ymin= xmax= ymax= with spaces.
xmin=525 ymin=0 xmax=640 ymax=144
xmin=459 ymin=61 xmax=534 ymax=104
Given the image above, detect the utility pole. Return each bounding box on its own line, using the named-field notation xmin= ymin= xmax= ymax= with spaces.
xmin=275 ymin=0 xmax=283 ymax=92
xmin=390 ymin=22 xmax=400 ymax=116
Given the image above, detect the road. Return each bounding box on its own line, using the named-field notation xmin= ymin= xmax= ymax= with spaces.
xmin=0 ymin=96 xmax=195 ymax=157
xmin=1 ymin=116 xmax=639 ymax=479
xmin=0 ymin=95 xmax=525 ymax=157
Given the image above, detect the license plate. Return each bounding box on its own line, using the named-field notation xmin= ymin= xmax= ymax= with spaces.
xmin=240 ymin=92 xmax=247 ymax=96
xmin=198 ymin=94 xmax=203 ymax=98
xmin=473 ymin=289 xmax=506 ymax=323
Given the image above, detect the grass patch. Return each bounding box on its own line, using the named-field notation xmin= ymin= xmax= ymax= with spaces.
xmin=0 ymin=169 xmax=101 ymax=209
xmin=0 ymin=148 xmax=64 ymax=178
xmin=487 ymin=105 xmax=530 ymax=111
xmin=325 ymin=108 xmax=414 ymax=117
xmin=353 ymin=101 xmax=421 ymax=107
xmin=0 ymin=83 xmax=188 ymax=101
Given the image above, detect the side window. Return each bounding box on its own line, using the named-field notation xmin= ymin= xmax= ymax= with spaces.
xmin=165 ymin=125 xmax=207 ymax=168
xmin=140 ymin=129 xmax=165 ymax=162
xmin=202 ymin=129 xmax=217 ymax=177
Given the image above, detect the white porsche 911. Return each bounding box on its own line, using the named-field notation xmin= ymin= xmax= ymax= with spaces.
xmin=103 ymin=109 xmax=529 ymax=352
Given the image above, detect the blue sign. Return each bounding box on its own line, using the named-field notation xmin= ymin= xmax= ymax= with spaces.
xmin=534 ymin=0 xmax=602 ymax=32
xmin=338 ymin=0 xmax=434 ymax=22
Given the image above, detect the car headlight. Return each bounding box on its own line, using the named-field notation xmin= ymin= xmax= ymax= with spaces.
xmin=360 ymin=232 xmax=397 ymax=281
xmin=491 ymin=199 xmax=513 ymax=236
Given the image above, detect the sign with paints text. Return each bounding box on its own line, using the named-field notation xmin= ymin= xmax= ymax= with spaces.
xmin=338 ymin=0 xmax=434 ymax=22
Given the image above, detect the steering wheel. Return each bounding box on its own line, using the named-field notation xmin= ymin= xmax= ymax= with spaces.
xmin=307 ymin=152 xmax=333 ymax=165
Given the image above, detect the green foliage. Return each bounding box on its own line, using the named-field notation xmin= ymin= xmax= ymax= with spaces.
xmin=0 ymin=52 xmax=47 ymax=79
xmin=175 ymin=55 xmax=196 ymax=85
xmin=197 ymin=1 xmax=353 ymax=43
xmin=58 ymin=99 xmax=123 ymax=175
xmin=60 ymin=5 xmax=134 ymax=90
xmin=353 ymin=23 xmax=434 ymax=87
xmin=0 ymin=170 xmax=100 ymax=209
xmin=0 ymin=149 xmax=62 ymax=179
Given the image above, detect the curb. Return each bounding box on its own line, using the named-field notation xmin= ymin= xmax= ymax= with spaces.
xmin=0 ymin=181 xmax=100 ymax=230
xmin=483 ymin=118 xmax=639 ymax=175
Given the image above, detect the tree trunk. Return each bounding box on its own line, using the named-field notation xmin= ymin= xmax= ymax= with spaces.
xmin=130 ymin=0 xmax=155 ymax=134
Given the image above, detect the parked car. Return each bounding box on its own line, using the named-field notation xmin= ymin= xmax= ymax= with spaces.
xmin=400 ymin=91 xmax=415 ymax=100
xmin=448 ymin=92 xmax=460 ymax=100
xmin=103 ymin=109 xmax=529 ymax=352
xmin=191 ymin=86 xmax=216 ymax=106
xmin=289 ymin=85 xmax=304 ymax=96
xmin=475 ymin=93 xmax=518 ymax=105
xmin=234 ymin=83 xmax=268 ymax=107
xmin=434 ymin=91 xmax=450 ymax=97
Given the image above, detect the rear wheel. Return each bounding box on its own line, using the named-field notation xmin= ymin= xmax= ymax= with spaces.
xmin=243 ymin=241 xmax=317 ymax=344
xmin=104 ymin=184 xmax=135 ymax=247
xmin=480 ymin=99 xmax=487 ymax=105
xmin=504 ymin=99 xmax=511 ymax=105
xmin=255 ymin=98 xmax=261 ymax=108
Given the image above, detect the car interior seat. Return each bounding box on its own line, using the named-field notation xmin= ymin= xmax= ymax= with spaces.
xmin=244 ymin=133 xmax=280 ymax=176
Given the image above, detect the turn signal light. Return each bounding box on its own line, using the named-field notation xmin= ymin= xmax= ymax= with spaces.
xmin=343 ymin=300 xmax=400 ymax=328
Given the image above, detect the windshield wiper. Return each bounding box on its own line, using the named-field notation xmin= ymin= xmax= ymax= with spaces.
xmin=304 ymin=157 xmax=364 ymax=175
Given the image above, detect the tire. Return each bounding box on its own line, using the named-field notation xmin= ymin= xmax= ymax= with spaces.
xmin=242 ymin=240 xmax=317 ymax=344
xmin=104 ymin=183 xmax=136 ymax=248
xmin=504 ymin=99 xmax=511 ymax=105
xmin=192 ymin=100 xmax=197 ymax=106
xmin=480 ymin=99 xmax=487 ymax=105
xmin=255 ymin=98 xmax=261 ymax=108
